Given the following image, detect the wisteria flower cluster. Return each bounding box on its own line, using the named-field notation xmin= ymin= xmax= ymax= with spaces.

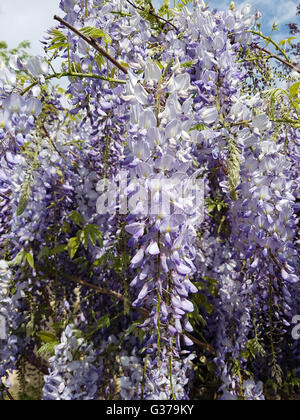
xmin=0 ymin=0 xmax=299 ymax=401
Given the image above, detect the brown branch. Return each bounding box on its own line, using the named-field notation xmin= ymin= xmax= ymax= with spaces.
xmin=65 ymin=274 xmax=217 ymax=355
xmin=66 ymin=274 xmax=125 ymax=302
xmin=24 ymin=350 xmax=49 ymax=375
xmin=53 ymin=15 xmax=128 ymax=75
xmin=65 ymin=274 xmax=149 ymax=317
xmin=254 ymin=44 xmax=300 ymax=74
xmin=126 ymin=0 xmax=179 ymax=31
xmin=185 ymin=332 xmax=217 ymax=356
xmin=5 ymin=390 xmax=15 ymax=401
xmin=38 ymin=264 xmax=217 ymax=355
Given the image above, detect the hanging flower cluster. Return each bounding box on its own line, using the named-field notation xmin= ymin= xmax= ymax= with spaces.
xmin=0 ymin=0 xmax=299 ymax=401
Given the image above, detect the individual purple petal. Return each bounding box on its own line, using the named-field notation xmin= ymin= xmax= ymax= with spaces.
xmin=131 ymin=247 xmax=145 ymax=266
xmin=147 ymin=241 xmax=160 ymax=256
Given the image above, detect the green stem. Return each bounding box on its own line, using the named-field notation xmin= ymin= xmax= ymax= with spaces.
xmin=237 ymin=363 xmax=244 ymax=399
xmin=157 ymin=231 xmax=162 ymax=357
xmin=271 ymin=118 xmax=300 ymax=125
xmin=268 ymin=277 xmax=276 ymax=368
xmin=249 ymin=30 xmax=291 ymax=63
xmin=169 ymin=355 xmax=176 ymax=400
xmin=141 ymin=354 xmax=149 ymax=400
xmin=103 ymin=133 xmax=111 ymax=184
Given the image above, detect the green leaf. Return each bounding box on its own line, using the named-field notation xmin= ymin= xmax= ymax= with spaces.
xmin=159 ymin=0 xmax=170 ymax=15
xmin=96 ymin=53 xmax=105 ymax=70
xmin=47 ymin=42 xmax=69 ymax=51
xmin=194 ymin=293 xmax=213 ymax=314
xmin=240 ymin=349 xmax=250 ymax=359
xmin=25 ymin=253 xmax=34 ymax=269
xmin=84 ymin=224 xmax=103 ymax=247
xmin=289 ymin=81 xmax=300 ymax=98
xmin=14 ymin=251 xmax=26 ymax=266
xmin=69 ymin=210 xmax=84 ymax=227
xmin=120 ymin=60 xmax=130 ymax=68
xmin=52 ymin=244 xmax=67 ymax=255
xmin=181 ymin=60 xmax=194 ymax=68
xmin=37 ymin=331 xmax=57 ymax=343
xmin=80 ymin=26 xmax=111 ymax=44
xmin=26 ymin=318 xmax=34 ymax=338
xmin=77 ymin=228 xmax=89 ymax=250
xmin=47 ymin=29 xmax=68 ymax=51
xmin=50 ymin=29 xmax=67 ymax=42
xmin=68 ymin=237 xmax=80 ymax=259
xmin=124 ymin=320 xmax=143 ymax=336
xmin=37 ymin=341 xmax=59 ymax=358
xmin=17 ymin=183 xmax=31 ymax=216
xmin=279 ymin=36 xmax=296 ymax=47
xmin=189 ymin=123 xmax=206 ymax=132
xmin=38 ymin=247 xmax=51 ymax=260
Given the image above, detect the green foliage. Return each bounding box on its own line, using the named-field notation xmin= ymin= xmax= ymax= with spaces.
xmin=188 ymin=278 xmax=219 ymax=333
xmin=278 ymin=36 xmax=297 ymax=49
xmin=47 ymin=29 xmax=68 ymax=51
xmin=17 ymin=183 xmax=31 ymax=217
xmin=176 ymin=0 xmax=193 ymax=11
xmin=67 ymin=237 xmax=81 ymax=260
xmin=68 ymin=223 xmax=103 ymax=259
xmin=37 ymin=331 xmax=57 ymax=344
xmin=189 ymin=123 xmax=206 ymax=132
xmin=37 ymin=341 xmax=58 ymax=358
xmin=14 ymin=251 xmax=35 ymax=269
xmin=80 ymin=26 xmax=112 ymax=44
xmin=244 ymin=337 xmax=266 ymax=359
xmin=0 ymin=40 xmax=31 ymax=65
xmin=206 ymin=197 xmax=229 ymax=215
xmin=159 ymin=0 xmax=171 ymax=16
xmin=263 ymin=86 xmax=300 ymax=118
xmin=289 ymin=81 xmax=300 ymax=99
xmin=124 ymin=320 xmax=146 ymax=343
xmin=69 ymin=211 xmax=84 ymax=227
xmin=37 ymin=329 xmax=59 ymax=359
xmin=25 ymin=253 xmax=35 ymax=269
xmin=96 ymin=53 xmax=105 ymax=70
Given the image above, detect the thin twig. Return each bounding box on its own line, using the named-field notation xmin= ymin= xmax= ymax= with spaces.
xmin=185 ymin=332 xmax=217 ymax=356
xmin=250 ymin=31 xmax=291 ymax=62
xmin=42 ymin=124 xmax=67 ymax=162
xmin=24 ymin=349 xmax=49 ymax=375
xmin=253 ymin=44 xmax=300 ymax=74
xmin=54 ymin=15 xmax=128 ymax=74
xmin=39 ymin=265 xmax=217 ymax=356
xmin=5 ymin=390 xmax=15 ymax=401
xmin=66 ymin=274 xmax=126 ymax=303
xmin=66 ymin=274 xmax=149 ymax=317
xmin=65 ymin=274 xmax=217 ymax=355
xmin=126 ymin=0 xmax=178 ymax=31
